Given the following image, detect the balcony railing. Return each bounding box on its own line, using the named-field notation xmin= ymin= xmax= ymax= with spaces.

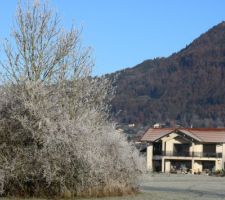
xmin=156 ymin=151 xmax=222 ymax=158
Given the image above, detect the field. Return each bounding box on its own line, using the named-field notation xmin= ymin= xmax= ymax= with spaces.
xmin=84 ymin=173 xmax=225 ymax=200
xmin=1 ymin=173 xmax=225 ymax=200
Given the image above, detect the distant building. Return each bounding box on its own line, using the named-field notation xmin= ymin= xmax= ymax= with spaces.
xmin=128 ymin=123 xmax=135 ymax=127
xmin=141 ymin=128 xmax=225 ymax=173
xmin=153 ymin=123 xmax=165 ymax=128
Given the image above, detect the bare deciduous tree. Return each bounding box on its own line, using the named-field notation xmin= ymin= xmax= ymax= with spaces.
xmin=0 ymin=0 xmax=145 ymax=198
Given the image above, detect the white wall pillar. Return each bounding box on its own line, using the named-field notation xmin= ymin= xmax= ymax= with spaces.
xmin=192 ymin=160 xmax=202 ymax=174
xmin=162 ymin=141 xmax=166 ymax=156
xmin=161 ymin=158 xmax=165 ymax=172
xmin=191 ymin=159 xmax=194 ymax=174
xmin=165 ymin=160 xmax=171 ymax=173
xmin=191 ymin=142 xmax=195 ymax=156
xmin=215 ymin=159 xmax=222 ymax=171
xmin=147 ymin=143 xmax=153 ymax=171
xmin=195 ymin=144 xmax=203 ymax=156
xmin=222 ymin=143 xmax=225 ymax=170
xmin=161 ymin=141 xmax=165 ymax=172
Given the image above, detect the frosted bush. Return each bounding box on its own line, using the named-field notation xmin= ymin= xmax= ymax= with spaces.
xmin=0 ymin=0 xmax=145 ymax=197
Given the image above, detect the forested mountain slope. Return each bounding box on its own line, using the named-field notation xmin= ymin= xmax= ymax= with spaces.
xmin=111 ymin=22 xmax=225 ymax=128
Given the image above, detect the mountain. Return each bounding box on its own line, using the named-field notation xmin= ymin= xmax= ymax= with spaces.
xmin=110 ymin=22 xmax=225 ymax=128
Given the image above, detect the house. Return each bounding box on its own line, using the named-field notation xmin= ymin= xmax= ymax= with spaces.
xmin=141 ymin=128 xmax=225 ymax=173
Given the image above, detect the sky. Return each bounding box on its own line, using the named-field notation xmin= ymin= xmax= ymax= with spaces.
xmin=0 ymin=1 xmax=225 ymax=76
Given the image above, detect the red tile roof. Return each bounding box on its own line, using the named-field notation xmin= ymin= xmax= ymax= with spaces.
xmin=141 ymin=128 xmax=225 ymax=143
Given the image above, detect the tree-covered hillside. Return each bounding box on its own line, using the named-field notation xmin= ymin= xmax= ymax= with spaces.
xmin=111 ymin=22 xmax=225 ymax=128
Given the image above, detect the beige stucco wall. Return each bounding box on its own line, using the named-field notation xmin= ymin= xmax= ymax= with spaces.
xmin=216 ymin=159 xmax=222 ymax=170
xmin=147 ymin=143 xmax=153 ymax=171
xmin=189 ymin=143 xmax=194 ymax=152
xmin=164 ymin=139 xmax=221 ymax=155
xmin=165 ymin=139 xmax=175 ymax=152
xmin=161 ymin=132 xmax=176 ymax=152
xmin=147 ymin=133 xmax=225 ymax=172
xmin=165 ymin=160 xmax=171 ymax=172
xmin=161 ymin=134 xmax=205 ymax=154
xmin=222 ymin=143 xmax=225 ymax=170
xmin=192 ymin=159 xmax=222 ymax=172
xmin=216 ymin=144 xmax=222 ymax=153
xmin=193 ymin=160 xmax=202 ymax=173
xmin=194 ymin=144 xmax=203 ymax=152
xmin=163 ymin=134 xmax=188 ymax=152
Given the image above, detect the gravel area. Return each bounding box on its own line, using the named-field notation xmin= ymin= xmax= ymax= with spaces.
xmin=139 ymin=173 xmax=225 ymax=200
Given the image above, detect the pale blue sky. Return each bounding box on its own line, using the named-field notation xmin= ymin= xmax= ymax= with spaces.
xmin=0 ymin=0 xmax=225 ymax=75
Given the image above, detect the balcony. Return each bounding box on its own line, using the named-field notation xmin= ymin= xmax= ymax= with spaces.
xmin=159 ymin=151 xmax=222 ymax=158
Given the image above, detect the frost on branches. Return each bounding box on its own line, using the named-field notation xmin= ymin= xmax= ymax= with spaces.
xmin=0 ymin=1 xmax=145 ymax=197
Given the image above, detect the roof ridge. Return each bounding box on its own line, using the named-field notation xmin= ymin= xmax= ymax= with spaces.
xmin=179 ymin=128 xmax=202 ymax=142
xmin=141 ymin=127 xmax=225 ymax=143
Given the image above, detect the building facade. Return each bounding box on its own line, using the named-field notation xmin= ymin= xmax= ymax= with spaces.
xmin=141 ymin=128 xmax=225 ymax=173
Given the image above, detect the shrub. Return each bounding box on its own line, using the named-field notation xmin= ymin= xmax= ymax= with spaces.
xmin=0 ymin=1 xmax=145 ymax=197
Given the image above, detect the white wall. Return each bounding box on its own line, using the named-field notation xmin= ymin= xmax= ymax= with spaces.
xmin=147 ymin=143 xmax=153 ymax=171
